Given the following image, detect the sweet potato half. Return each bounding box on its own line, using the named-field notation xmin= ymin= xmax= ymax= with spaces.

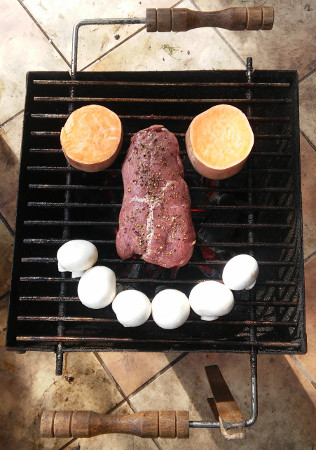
xmin=60 ymin=104 xmax=122 ymax=172
xmin=186 ymin=104 xmax=254 ymax=180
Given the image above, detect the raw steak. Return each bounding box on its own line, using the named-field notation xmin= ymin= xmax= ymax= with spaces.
xmin=116 ymin=125 xmax=196 ymax=268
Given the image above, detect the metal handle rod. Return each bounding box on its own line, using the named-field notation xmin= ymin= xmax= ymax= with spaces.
xmin=71 ymin=18 xmax=146 ymax=77
xmin=70 ymin=18 xmax=258 ymax=432
xmin=189 ymin=350 xmax=257 ymax=429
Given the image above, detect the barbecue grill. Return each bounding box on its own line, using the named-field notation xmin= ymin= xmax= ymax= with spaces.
xmin=6 ymin=6 xmax=306 ymax=440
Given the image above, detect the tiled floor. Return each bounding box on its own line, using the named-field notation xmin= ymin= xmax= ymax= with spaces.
xmin=0 ymin=0 xmax=315 ymax=448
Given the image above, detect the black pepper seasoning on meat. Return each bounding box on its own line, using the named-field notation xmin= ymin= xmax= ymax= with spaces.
xmin=116 ymin=125 xmax=196 ymax=268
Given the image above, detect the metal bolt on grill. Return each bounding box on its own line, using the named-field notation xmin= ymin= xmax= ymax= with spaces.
xmin=6 ymin=8 xmax=305 ymax=439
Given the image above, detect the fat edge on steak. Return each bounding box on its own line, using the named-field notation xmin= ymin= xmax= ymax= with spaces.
xmin=116 ymin=125 xmax=196 ymax=268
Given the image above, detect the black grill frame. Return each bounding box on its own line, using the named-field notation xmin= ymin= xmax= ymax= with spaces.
xmin=7 ymin=65 xmax=306 ymax=372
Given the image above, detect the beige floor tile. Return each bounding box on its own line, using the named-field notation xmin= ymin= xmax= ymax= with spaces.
xmin=0 ymin=298 xmax=123 ymax=449
xmin=21 ymin=0 xmax=180 ymax=72
xmin=285 ymin=354 xmax=316 ymax=408
xmin=0 ymin=112 xmax=23 ymax=229
xmin=194 ymin=0 xmax=316 ymax=79
xmin=0 ymin=0 xmax=68 ymax=126
xmin=99 ymin=352 xmax=181 ymax=396
xmin=0 ymin=221 xmax=13 ymax=297
xmin=72 ymin=402 xmax=158 ymax=449
xmin=300 ymin=134 xmax=316 ymax=258
xmin=129 ymin=353 xmax=316 ymax=449
xmin=0 ymin=118 xmax=22 ymax=229
xmin=89 ymin=0 xmax=244 ymax=73
xmin=1 ymin=112 xmax=24 ymax=160
xmin=299 ymin=71 xmax=316 ymax=146
xmin=295 ymin=256 xmax=316 ymax=381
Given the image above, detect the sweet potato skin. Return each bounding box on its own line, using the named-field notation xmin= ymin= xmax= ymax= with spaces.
xmin=185 ymin=125 xmax=246 ymax=180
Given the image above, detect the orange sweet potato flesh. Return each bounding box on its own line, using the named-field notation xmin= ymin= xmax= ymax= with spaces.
xmin=60 ymin=104 xmax=122 ymax=172
xmin=186 ymin=104 xmax=254 ymax=180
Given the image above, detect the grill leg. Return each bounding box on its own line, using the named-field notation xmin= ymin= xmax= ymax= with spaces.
xmin=56 ymin=343 xmax=64 ymax=375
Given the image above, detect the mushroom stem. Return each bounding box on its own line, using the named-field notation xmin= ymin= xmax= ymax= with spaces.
xmin=245 ymin=280 xmax=256 ymax=290
xmin=72 ymin=270 xmax=85 ymax=278
xmin=200 ymin=315 xmax=219 ymax=321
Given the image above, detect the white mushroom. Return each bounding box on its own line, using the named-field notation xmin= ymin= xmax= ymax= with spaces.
xmin=222 ymin=254 xmax=259 ymax=290
xmin=189 ymin=281 xmax=234 ymax=321
xmin=78 ymin=266 xmax=116 ymax=309
xmin=112 ymin=290 xmax=151 ymax=327
xmin=57 ymin=240 xmax=98 ymax=278
xmin=152 ymin=289 xmax=190 ymax=329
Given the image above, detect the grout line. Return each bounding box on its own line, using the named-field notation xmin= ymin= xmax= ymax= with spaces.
xmin=93 ymin=352 xmax=129 ymax=400
xmin=153 ymin=438 xmax=164 ymax=450
xmin=92 ymin=356 xmax=162 ymax=449
xmin=94 ymin=352 xmax=188 ymax=401
xmin=0 ymin=212 xmax=14 ymax=237
xmin=93 ymin=352 xmax=138 ymax=413
xmin=188 ymin=0 xmax=199 ymax=8
xmin=171 ymin=0 xmax=187 ymax=8
xmin=0 ymin=110 xmax=24 ymax=129
xmin=304 ymin=249 xmax=316 ymax=264
xmin=213 ymin=28 xmax=246 ymax=67
xmin=58 ymin=395 xmax=129 ymax=449
xmin=91 ymin=354 xmax=165 ymax=448
xmin=59 ymin=438 xmax=76 ymax=450
xmin=299 ymin=67 xmax=316 ymax=84
xmin=0 ymin=291 xmax=10 ymax=302
xmin=290 ymin=355 xmax=316 ymax=390
xmin=128 ymin=353 xmax=189 ymax=401
xmin=80 ymin=25 xmax=146 ymax=72
xmin=105 ymin=397 xmax=130 ymax=415
xmin=189 ymin=0 xmax=246 ymax=68
xmin=300 ymin=129 xmax=316 ymax=153
xmin=81 ymin=0 xmax=189 ymax=73
xmin=16 ymin=0 xmax=71 ymax=68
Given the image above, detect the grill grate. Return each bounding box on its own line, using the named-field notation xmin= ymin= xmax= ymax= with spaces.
xmin=7 ymin=66 xmax=306 ymax=370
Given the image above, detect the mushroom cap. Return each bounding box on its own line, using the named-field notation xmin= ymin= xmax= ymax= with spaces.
xmin=189 ymin=281 xmax=234 ymax=321
xmin=152 ymin=289 xmax=190 ymax=329
xmin=78 ymin=266 xmax=116 ymax=309
xmin=57 ymin=240 xmax=98 ymax=272
xmin=222 ymin=254 xmax=259 ymax=290
xmin=112 ymin=290 xmax=151 ymax=327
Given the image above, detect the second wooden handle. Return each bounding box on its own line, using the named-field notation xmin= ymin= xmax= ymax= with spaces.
xmin=146 ymin=7 xmax=274 ymax=32
xmin=40 ymin=410 xmax=189 ymax=439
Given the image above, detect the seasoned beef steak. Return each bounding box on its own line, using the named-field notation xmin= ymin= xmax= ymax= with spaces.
xmin=116 ymin=125 xmax=196 ymax=268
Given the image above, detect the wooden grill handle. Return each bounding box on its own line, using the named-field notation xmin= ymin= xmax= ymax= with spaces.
xmin=146 ymin=7 xmax=274 ymax=32
xmin=40 ymin=410 xmax=189 ymax=439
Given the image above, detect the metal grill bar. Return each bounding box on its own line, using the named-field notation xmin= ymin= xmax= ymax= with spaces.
xmin=15 ymin=336 xmax=301 ymax=348
xmin=22 ymin=238 xmax=296 ymax=248
xmin=29 ymin=131 xmax=292 ymax=140
xmin=27 ymin=202 xmax=294 ymax=211
xmin=23 ymin=220 xmax=291 ymax=228
xmin=28 ymin=184 xmax=294 ymax=192
xmin=20 ymin=257 xmax=295 ymax=266
xmin=20 ymin=277 xmax=296 ymax=286
xmin=30 ymin=113 xmax=291 ymax=121
xmin=18 ymin=297 xmax=298 ymax=306
xmin=34 ymin=96 xmax=292 ymax=103
xmin=27 ymin=148 xmax=294 ymax=156
xmin=33 ymin=80 xmax=291 ymax=87
xmin=17 ymin=316 xmax=298 ymax=327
